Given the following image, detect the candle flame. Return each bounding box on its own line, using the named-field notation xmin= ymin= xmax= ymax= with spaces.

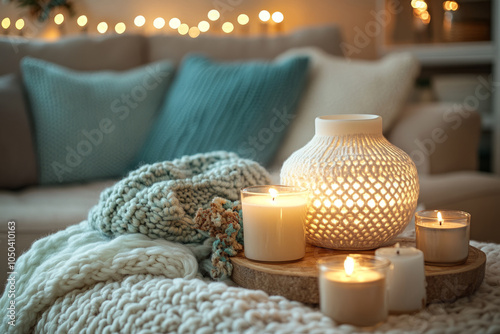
xmin=344 ymin=256 xmax=354 ymax=277
xmin=269 ymin=188 xmax=278 ymax=201
xmin=437 ymin=211 xmax=443 ymax=226
xmin=395 ymin=242 xmax=400 ymax=255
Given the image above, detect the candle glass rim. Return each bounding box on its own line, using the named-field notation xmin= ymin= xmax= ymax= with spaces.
xmin=241 ymin=185 xmax=309 ymax=196
xmin=317 ymin=254 xmax=391 ymax=272
xmin=415 ymin=209 xmax=471 ymax=222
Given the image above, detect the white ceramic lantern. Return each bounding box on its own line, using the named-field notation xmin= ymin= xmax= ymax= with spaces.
xmin=281 ymin=115 xmax=419 ymax=250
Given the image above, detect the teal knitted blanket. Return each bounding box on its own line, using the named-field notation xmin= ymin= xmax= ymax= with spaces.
xmin=88 ymin=151 xmax=271 ymax=276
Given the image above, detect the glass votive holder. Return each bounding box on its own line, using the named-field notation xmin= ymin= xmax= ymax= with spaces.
xmin=318 ymin=254 xmax=390 ymax=327
xmin=415 ymin=210 xmax=471 ymax=266
xmin=241 ymin=185 xmax=308 ymax=262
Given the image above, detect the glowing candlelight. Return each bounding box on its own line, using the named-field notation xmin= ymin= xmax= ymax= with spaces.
xmin=319 ymin=255 xmax=389 ymax=326
xmin=416 ymin=210 xmax=470 ymax=266
xmin=241 ymin=185 xmax=308 ymax=262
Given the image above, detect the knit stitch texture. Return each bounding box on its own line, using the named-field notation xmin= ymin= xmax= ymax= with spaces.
xmin=1 ymin=222 xmax=500 ymax=333
xmin=88 ymin=151 xmax=271 ymax=243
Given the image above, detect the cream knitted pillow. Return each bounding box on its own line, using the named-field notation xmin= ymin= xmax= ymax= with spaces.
xmin=272 ymin=47 xmax=420 ymax=169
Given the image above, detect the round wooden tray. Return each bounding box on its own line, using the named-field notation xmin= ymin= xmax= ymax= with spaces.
xmin=231 ymin=238 xmax=486 ymax=305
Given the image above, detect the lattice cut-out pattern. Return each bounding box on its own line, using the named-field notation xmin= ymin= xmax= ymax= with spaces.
xmin=281 ymin=134 xmax=419 ymax=250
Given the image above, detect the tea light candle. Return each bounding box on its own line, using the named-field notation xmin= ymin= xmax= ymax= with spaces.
xmin=375 ymin=243 xmax=426 ymax=314
xmin=318 ymin=255 xmax=390 ymax=327
xmin=415 ymin=210 xmax=470 ymax=266
xmin=241 ymin=185 xmax=308 ymax=262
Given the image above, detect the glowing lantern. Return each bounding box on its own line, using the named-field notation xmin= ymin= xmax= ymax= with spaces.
xmin=281 ymin=115 xmax=419 ymax=250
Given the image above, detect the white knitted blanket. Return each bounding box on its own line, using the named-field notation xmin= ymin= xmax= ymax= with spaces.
xmin=2 ymin=221 xmax=500 ymax=333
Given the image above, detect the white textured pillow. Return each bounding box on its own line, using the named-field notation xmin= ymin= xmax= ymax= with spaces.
xmin=272 ymin=47 xmax=420 ymax=169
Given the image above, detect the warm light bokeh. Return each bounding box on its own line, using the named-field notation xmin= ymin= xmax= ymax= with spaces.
xmin=169 ymin=18 xmax=181 ymax=29
xmin=443 ymin=0 xmax=459 ymax=11
xmin=1 ymin=18 xmax=10 ymax=30
xmin=178 ymin=23 xmax=189 ymax=35
xmin=271 ymin=11 xmax=284 ymax=23
xmin=134 ymin=15 xmax=145 ymax=27
xmin=411 ymin=0 xmax=431 ymax=25
xmin=222 ymin=22 xmax=234 ymax=33
xmin=115 ymin=22 xmax=126 ymax=34
xmin=15 ymin=18 xmax=24 ymax=30
xmin=54 ymin=13 xmax=64 ymax=25
xmin=259 ymin=10 xmax=271 ymax=22
xmin=198 ymin=20 xmax=210 ymax=32
xmin=153 ymin=17 xmax=165 ymax=29
xmin=97 ymin=22 xmax=108 ymax=34
xmin=188 ymin=26 xmax=200 ymax=38
xmin=207 ymin=9 xmax=220 ymax=21
xmin=77 ymin=15 xmax=88 ymax=27
xmin=237 ymin=14 xmax=249 ymax=25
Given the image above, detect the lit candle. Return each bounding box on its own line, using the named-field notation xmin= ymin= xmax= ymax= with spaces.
xmin=375 ymin=243 xmax=426 ymax=313
xmin=318 ymin=255 xmax=390 ymax=327
xmin=241 ymin=185 xmax=308 ymax=262
xmin=415 ymin=210 xmax=470 ymax=266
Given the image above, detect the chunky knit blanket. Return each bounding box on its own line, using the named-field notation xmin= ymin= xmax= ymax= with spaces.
xmin=2 ymin=223 xmax=500 ymax=333
xmin=89 ymin=151 xmax=270 ymax=243
xmin=2 ymin=152 xmax=500 ymax=333
xmin=87 ymin=151 xmax=269 ymax=279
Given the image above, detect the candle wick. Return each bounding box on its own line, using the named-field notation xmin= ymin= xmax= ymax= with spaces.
xmin=397 ymin=250 xmax=400 ymax=255
xmin=439 ymin=220 xmax=442 ymax=226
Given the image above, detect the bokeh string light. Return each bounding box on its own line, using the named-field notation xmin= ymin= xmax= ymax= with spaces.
xmin=0 ymin=8 xmax=284 ymax=38
xmin=411 ymin=0 xmax=431 ymax=25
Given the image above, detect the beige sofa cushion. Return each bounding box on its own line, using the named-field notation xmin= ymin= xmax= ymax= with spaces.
xmin=389 ymin=103 xmax=481 ymax=175
xmin=0 ymin=179 xmax=115 ymax=233
xmin=0 ymin=34 xmax=147 ymax=76
xmin=147 ymin=25 xmax=343 ymax=64
xmin=0 ymin=74 xmax=37 ymax=189
xmin=271 ymin=48 xmax=420 ymax=169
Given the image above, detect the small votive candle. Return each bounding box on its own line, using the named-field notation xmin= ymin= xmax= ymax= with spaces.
xmin=415 ymin=210 xmax=470 ymax=266
xmin=375 ymin=243 xmax=426 ymax=314
xmin=318 ymin=255 xmax=390 ymax=327
xmin=241 ymin=185 xmax=308 ymax=262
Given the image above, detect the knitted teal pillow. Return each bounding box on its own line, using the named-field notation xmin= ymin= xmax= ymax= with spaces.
xmin=21 ymin=57 xmax=174 ymax=184
xmin=136 ymin=54 xmax=310 ymax=167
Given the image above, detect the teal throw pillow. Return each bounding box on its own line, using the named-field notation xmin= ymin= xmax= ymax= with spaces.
xmin=136 ymin=54 xmax=310 ymax=167
xmin=21 ymin=57 xmax=174 ymax=184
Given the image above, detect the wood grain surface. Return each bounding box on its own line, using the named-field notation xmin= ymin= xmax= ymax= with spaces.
xmin=231 ymin=238 xmax=486 ymax=305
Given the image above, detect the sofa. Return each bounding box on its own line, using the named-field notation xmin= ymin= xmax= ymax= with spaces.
xmin=1 ymin=25 xmax=500 ymax=287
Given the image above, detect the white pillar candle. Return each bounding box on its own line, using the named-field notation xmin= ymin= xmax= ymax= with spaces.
xmin=415 ymin=210 xmax=470 ymax=266
xmin=241 ymin=185 xmax=308 ymax=262
xmin=318 ymin=255 xmax=390 ymax=327
xmin=375 ymin=243 xmax=426 ymax=314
